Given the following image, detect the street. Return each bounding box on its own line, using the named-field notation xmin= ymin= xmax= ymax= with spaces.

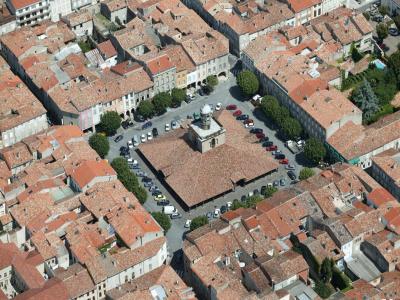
xmin=105 ymin=73 xmax=311 ymax=255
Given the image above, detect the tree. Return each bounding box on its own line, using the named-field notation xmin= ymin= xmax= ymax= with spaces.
xmin=190 ymin=215 xmax=209 ymax=231
xmin=281 ymin=117 xmax=302 ymax=139
xmin=206 ymin=75 xmax=218 ymax=87
xmin=394 ymin=15 xmax=400 ymax=30
xmin=320 ymin=258 xmax=333 ymax=284
xmin=98 ymin=111 xmax=121 ymax=136
xmin=89 ymin=134 xmax=109 ymax=158
xmin=171 ymin=88 xmax=186 ymax=107
xmin=299 ymin=167 xmax=315 ymax=180
xmin=263 ymin=186 xmax=278 ymax=198
xmin=351 ymin=42 xmax=363 ymax=63
xmin=351 ymin=79 xmax=380 ymax=120
xmin=378 ymin=5 xmax=389 ymax=16
xmin=231 ymin=199 xmax=244 ymax=210
xmin=314 ymin=281 xmax=333 ymax=299
xmin=111 ymin=157 xmax=129 ymax=173
xmin=377 ymin=23 xmax=389 ymax=41
xmin=151 ymin=212 xmax=171 ymax=233
xmin=153 ymin=92 xmax=172 ymax=115
xmin=236 ymin=70 xmax=259 ymax=96
xmin=304 ymin=138 xmax=326 ymax=165
xmin=362 ymin=11 xmax=370 ymax=20
xmin=137 ymin=100 xmax=154 ymax=119
xmin=275 ymin=106 xmax=290 ymax=127
xmin=261 ymin=95 xmax=281 ymax=121
xmin=133 ymin=185 xmax=147 ymax=204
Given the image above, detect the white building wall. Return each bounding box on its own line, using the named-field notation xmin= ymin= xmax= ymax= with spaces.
xmin=49 ymin=0 xmax=71 ymax=22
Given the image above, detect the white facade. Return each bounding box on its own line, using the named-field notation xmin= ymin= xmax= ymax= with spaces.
xmin=0 ymin=114 xmax=48 ymax=149
xmin=9 ymin=0 xmax=51 ymax=27
xmin=0 ymin=265 xmax=14 ymax=299
xmin=49 ymin=0 xmax=71 ymax=22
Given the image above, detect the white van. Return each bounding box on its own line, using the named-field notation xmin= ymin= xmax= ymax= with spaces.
xmin=163 ymin=205 xmax=178 ymax=215
xmin=133 ymin=135 xmax=139 ymax=147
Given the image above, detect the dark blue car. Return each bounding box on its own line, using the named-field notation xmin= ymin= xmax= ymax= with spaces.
xmin=142 ymin=121 xmax=152 ymax=130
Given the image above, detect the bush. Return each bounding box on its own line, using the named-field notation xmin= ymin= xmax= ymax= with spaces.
xmin=331 ymin=266 xmax=352 ymax=291
xmin=236 ymin=70 xmax=259 ymax=96
xmin=206 ymin=75 xmax=218 ymax=87
xmin=133 ymin=184 xmax=147 ymax=204
xmin=137 ymin=101 xmax=155 ymax=119
xmin=376 ymin=23 xmax=389 ymax=41
xmin=304 ymin=138 xmax=326 ymax=165
xmin=151 ymin=212 xmax=171 ymax=233
xmin=263 ymin=186 xmax=278 ymax=198
xmin=299 ymin=168 xmax=315 ymax=180
xmin=153 ymin=92 xmax=172 ymax=115
xmin=89 ymin=134 xmax=109 ymax=158
xmin=190 ymin=216 xmax=209 ymax=231
xmin=314 ymin=281 xmax=333 ymax=299
xmin=99 ymin=111 xmax=121 ymax=136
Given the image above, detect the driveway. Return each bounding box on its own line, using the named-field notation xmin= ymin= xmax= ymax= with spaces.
xmin=105 ymin=73 xmax=312 ymax=254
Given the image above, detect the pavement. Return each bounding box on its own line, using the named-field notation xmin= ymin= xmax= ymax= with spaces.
xmin=105 ymin=72 xmax=313 ymax=255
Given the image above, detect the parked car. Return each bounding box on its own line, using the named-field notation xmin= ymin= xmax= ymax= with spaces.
xmin=259 ymin=137 xmax=269 ymax=143
xmin=144 ymin=181 xmax=153 ymax=188
xmin=170 ymin=212 xmax=182 ymax=219
xmin=171 ymin=121 xmax=179 ymax=129
xmin=245 ymin=122 xmax=254 ymax=128
xmin=273 ymin=180 xmax=279 ymax=187
xmin=250 ymin=128 xmax=263 ymax=134
xmin=233 ymin=110 xmax=242 ymax=117
xmin=226 ymin=201 xmax=232 ymax=210
xmin=241 ymin=195 xmax=247 ymax=202
xmin=184 ymin=219 xmax=192 ymax=228
xmin=214 ymin=208 xmax=221 ymax=218
xmin=142 ymin=121 xmax=152 ymax=130
xmin=206 ymin=212 xmax=213 ymax=219
xmin=186 ymin=94 xmax=195 ymax=103
xmin=220 ymin=205 xmax=227 ymax=214
xmin=372 ymin=14 xmax=383 ymax=22
xmin=279 ymin=178 xmax=286 ymax=186
xmin=280 ymin=158 xmax=289 ymax=164
xmin=243 ymin=119 xmax=254 ymax=125
xmin=154 ymin=194 xmax=167 ymax=201
xmin=121 ymin=120 xmax=133 ymax=129
xmin=165 ymin=123 xmax=171 ymax=132
xmin=262 ymin=141 xmax=273 ymax=147
xmin=236 ymin=114 xmax=249 ymax=121
xmin=142 ymin=177 xmax=152 ymax=183
xmin=141 ymin=134 xmax=146 ymax=143
xmin=215 ymin=103 xmax=222 ymax=111
xmin=152 ymin=128 xmax=159 ymax=137
xmin=114 ymin=135 xmax=123 ymax=143
xmin=127 ymin=140 xmax=133 ymax=149
xmin=226 ymin=104 xmax=237 ymax=110
xmin=253 ymin=189 xmax=260 ymax=195
xmin=163 ymin=206 xmax=177 ymax=215
xmin=130 ymin=164 xmax=140 ymax=170
xmin=256 ymin=133 xmax=265 ymax=139
xmin=132 ymin=135 xmax=139 ymax=147
xmin=266 ymin=145 xmax=278 ymax=151
xmin=120 ymin=146 xmax=129 ymax=155
xmin=152 ymin=190 xmax=162 ymax=196
xmin=134 ymin=114 xmax=145 ymax=122
xmin=147 ymin=132 xmax=153 ymax=141
xmin=275 ymin=153 xmax=285 ymax=160
xmin=261 ymin=185 xmax=267 ymax=195
xmin=288 ymin=170 xmax=296 ymax=180
xmin=157 ymin=199 xmax=170 ymax=206
xmin=285 ymin=164 xmax=296 ymax=170
xmin=389 ymin=28 xmax=399 ymax=36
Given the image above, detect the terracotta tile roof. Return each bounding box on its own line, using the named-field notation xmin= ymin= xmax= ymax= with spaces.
xmin=9 ymin=0 xmax=40 ymax=10
xmin=146 ymin=54 xmax=175 ymax=75
xmin=288 ymin=0 xmax=321 ymax=13
xmin=258 ymin=250 xmax=308 ymax=284
xmin=163 ymin=45 xmax=196 ymax=73
xmin=62 ymin=9 xmax=92 ymax=27
xmin=97 ymin=40 xmax=118 ymax=59
xmin=0 ymin=142 xmax=32 ymax=170
xmin=345 ymin=279 xmax=382 ymax=299
xmin=328 ymin=111 xmax=400 ymax=161
xmin=103 ymin=0 xmax=128 ymax=12
xmin=377 ymin=271 xmax=400 ymax=299
xmin=13 ymin=278 xmax=69 ymax=300
xmin=372 ymin=150 xmax=400 ymax=189
xmin=69 ymin=159 xmax=116 ymax=189
xmin=139 ymin=110 xmax=278 ymax=207
xmin=54 ymin=264 xmax=95 ymax=299
xmin=368 ymin=188 xmax=397 ymax=207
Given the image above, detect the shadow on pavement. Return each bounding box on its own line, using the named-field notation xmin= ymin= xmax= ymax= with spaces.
xmin=228 ymin=85 xmax=245 ymax=101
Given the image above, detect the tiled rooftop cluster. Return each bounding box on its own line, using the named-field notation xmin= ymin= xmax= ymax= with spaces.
xmin=183 ymin=162 xmax=400 ymax=297
xmin=0 ymin=125 xmax=188 ymax=299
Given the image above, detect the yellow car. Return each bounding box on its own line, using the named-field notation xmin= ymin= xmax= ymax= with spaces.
xmin=154 ymin=194 xmax=166 ymax=201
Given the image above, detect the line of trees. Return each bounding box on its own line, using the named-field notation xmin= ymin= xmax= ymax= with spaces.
xmin=110 ymin=157 xmax=147 ymax=204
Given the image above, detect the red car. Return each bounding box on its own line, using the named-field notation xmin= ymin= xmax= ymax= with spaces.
xmin=233 ymin=109 xmax=242 ymax=117
xmin=280 ymin=158 xmax=289 ymax=164
xmin=256 ymin=133 xmax=265 ymax=139
xmin=243 ymin=118 xmax=254 ymax=124
xmin=226 ymin=104 xmax=237 ymax=110
xmin=266 ymin=145 xmax=278 ymax=151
